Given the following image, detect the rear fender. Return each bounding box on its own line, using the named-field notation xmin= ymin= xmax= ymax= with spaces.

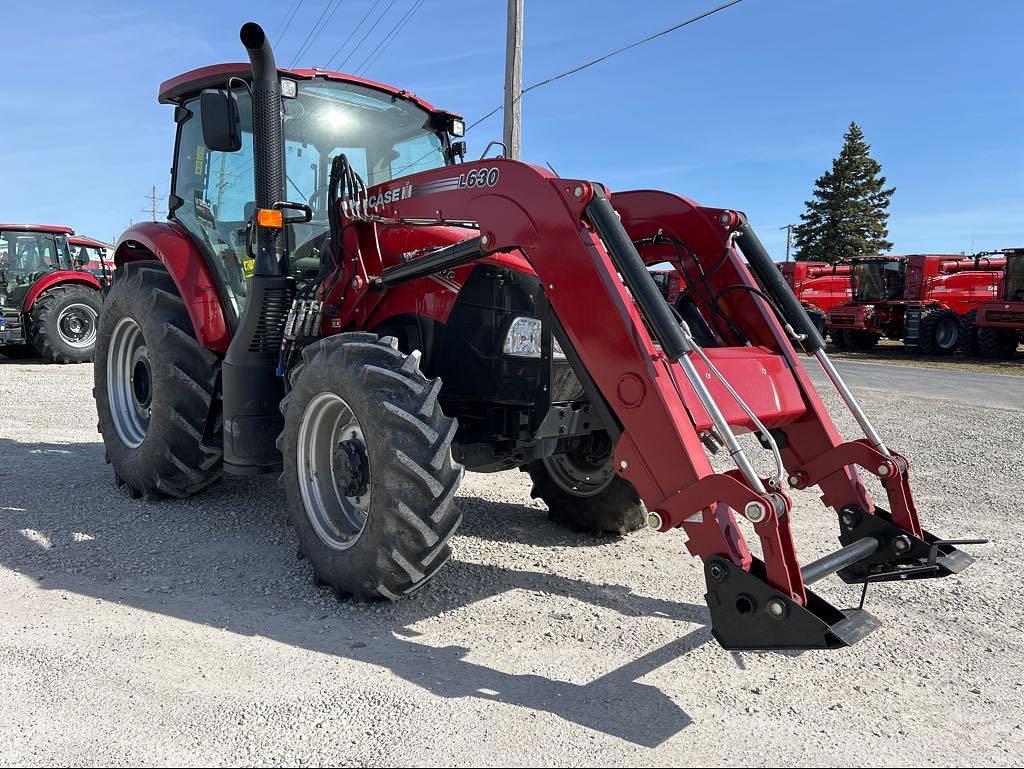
xmin=22 ymin=271 xmax=102 ymax=312
xmin=113 ymin=221 xmax=231 ymax=353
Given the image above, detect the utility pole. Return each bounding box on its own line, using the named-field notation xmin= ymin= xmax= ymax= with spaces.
xmin=503 ymin=0 xmax=524 ymax=159
xmin=779 ymin=223 xmax=795 ymax=261
xmin=142 ymin=186 xmax=162 ymax=222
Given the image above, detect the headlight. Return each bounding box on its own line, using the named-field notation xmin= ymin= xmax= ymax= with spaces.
xmin=502 ymin=317 xmax=568 ymax=359
xmin=503 ymin=317 xmax=542 ymax=358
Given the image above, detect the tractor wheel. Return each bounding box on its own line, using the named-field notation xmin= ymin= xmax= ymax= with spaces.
xmin=94 ymin=261 xmax=222 ymax=499
xmin=958 ymin=310 xmax=980 ymax=356
xmin=523 ymin=436 xmax=645 ymax=535
xmin=977 ymin=326 xmax=1019 ymax=359
xmin=29 ymin=285 xmax=101 ymax=363
xmin=0 ymin=344 xmax=38 ymax=360
xmin=279 ymin=334 xmax=464 ymax=600
xmin=845 ymin=330 xmax=880 ymax=350
xmin=805 ymin=306 xmax=826 ymax=338
xmin=918 ymin=308 xmax=959 ymax=355
xmin=830 ymin=329 xmax=848 ymax=348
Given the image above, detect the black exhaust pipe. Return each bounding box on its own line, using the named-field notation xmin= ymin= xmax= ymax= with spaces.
xmin=221 ymin=22 xmax=294 ymax=475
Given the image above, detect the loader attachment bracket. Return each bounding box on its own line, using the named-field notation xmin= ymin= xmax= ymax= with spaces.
xmin=704 ymin=557 xmax=879 ymax=651
xmin=834 ymin=506 xmax=983 ymax=584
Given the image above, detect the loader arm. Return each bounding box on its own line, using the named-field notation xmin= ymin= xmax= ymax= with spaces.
xmin=325 ymin=158 xmax=977 ymax=650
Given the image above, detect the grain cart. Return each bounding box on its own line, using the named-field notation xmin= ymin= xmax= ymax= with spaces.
xmin=777 ymin=261 xmax=851 ymax=338
xmin=960 ymin=248 xmax=1023 ymax=358
xmin=0 ymin=224 xmax=103 ymax=362
xmin=826 ymin=254 xmax=1003 ymax=353
xmin=93 ymin=23 xmax=982 ymax=651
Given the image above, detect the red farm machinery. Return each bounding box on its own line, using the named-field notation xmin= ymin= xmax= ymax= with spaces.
xmin=69 ymin=235 xmax=114 ymax=287
xmin=959 ymin=248 xmax=1023 ymax=358
xmin=92 ymin=23 xmax=983 ymax=651
xmin=0 ymin=224 xmax=103 ymax=362
xmin=777 ymin=260 xmax=851 ymax=337
xmin=826 ymin=253 xmax=1004 ymax=353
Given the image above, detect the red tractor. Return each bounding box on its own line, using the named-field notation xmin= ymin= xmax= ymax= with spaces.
xmin=69 ymin=235 xmax=114 ymax=287
xmin=826 ymin=254 xmax=1003 ymax=353
xmin=960 ymin=248 xmax=1023 ymax=358
xmin=777 ymin=261 xmax=851 ymax=337
xmin=0 ymin=224 xmax=103 ymax=362
xmin=93 ymin=23 xmax=982 ymax=651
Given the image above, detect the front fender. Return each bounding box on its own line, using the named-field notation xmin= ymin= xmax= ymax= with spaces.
xmin=23 ymin=271 xmax=102 ymax=311
xmin=114 ymin=221 xmax=231 ymax=353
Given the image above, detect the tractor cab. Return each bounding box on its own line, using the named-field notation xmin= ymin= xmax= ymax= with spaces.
xmin=850 ymin=256 xmax=905 ymax=303
xmin=1003 ymin=249 xmax=1024 ymax=301
xmin=161 ymin=64 xmax=465 ymax=320
xmin=0 ymin=225 xmax=74 ymax=310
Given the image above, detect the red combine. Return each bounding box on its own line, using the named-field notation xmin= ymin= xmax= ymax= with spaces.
xmin=777 ymin=261 xmax=851 ymax=337
xmin=69 ymin=235 xmax=114 ymax=286
xmin=960 ymin=248 xmax=1023 ymax=358
xmin=826 ymin=254 xmax=1003 ymax=353
xmin=0 ymin=224 xmax=103 ymax=362
xmin=92 ymin=23 xmax=983 ymax=651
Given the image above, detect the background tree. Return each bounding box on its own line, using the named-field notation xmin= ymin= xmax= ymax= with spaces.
xmin=793 ymin=122 xmax=895 ymax=263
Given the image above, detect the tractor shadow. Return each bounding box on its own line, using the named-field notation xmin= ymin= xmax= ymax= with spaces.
xmin=0 ymin=437 xmax=707 ymax=748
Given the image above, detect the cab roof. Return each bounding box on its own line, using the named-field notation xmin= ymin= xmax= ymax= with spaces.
xmin=158 ymin=64 xmax=460 ymax=119
xmin=69 ymin=235 xmax=112 ymax=248
xmin=0 ymin=224 xmax=74 ymax=235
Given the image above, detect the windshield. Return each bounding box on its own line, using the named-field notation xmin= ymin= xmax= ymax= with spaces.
xmin=172 ymin=77 xmax=448 ymax=318
xmin=1007 ymin=253 xmax=1024 ymax=301
xmin=0 ymin=230 xmax=70 ymax=278
xmin=852 ymin=260 xmax=903 ymax=302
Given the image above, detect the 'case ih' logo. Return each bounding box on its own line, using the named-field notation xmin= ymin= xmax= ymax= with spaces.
xmin=368 ymin=182 xmax=413 ymax=209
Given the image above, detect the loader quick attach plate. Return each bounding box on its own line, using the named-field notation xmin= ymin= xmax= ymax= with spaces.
xmin=704 ymin=557 xmax=880 ymax=651
xmin=834 ymin=506 xmax=976 ymax=584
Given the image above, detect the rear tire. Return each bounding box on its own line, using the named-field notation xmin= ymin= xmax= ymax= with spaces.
xmin=957 ymin=310 xmax=979 ymax=356
xmin=918 ymin=307 xmax=959 ymax=355
xmin=94 ymin=261 xmax=222 ymax=499
xmin=977 ymin=326 xmax=1019 ymax=359
xmin=29 ymin=285 xmax=101 ymax=363
xmin=524 ymin=439 xmax=645 ymax=535
xmin=846 ymin=330 xmax=880 ymax=350
xmin=279 ymin=334 xmax=464 ymax=600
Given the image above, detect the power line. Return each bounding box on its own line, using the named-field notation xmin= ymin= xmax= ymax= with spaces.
xmin=322 ymin=0 xmax=385 ymax=70
xmin=142 ymin=186 xmax=163 ymax=222
xmin=467 ymin=0 xmax=744 ymax=133
xmin=354 ymin=0 xmax=424 ymax=75
xmin=289 ymin=0 xmax=347 ymax=67
xmin=335 ymin=0 xmax=400 ymax=70
xmin=273 ymin=0 xmax=305 ymax=45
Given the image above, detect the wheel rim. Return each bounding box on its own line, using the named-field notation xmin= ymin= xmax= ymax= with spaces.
xmin=107 ymin=316 xmax=151 ymax=448
xmin=297 ymin=391 xmax=371 ymax=550
xmin=543 ymin=450 xmax=615 ymax=498
xmin=935 ymin=317 xmax=958 ymax=349
xmin=56 ymin=302 xmax=98 ymax=348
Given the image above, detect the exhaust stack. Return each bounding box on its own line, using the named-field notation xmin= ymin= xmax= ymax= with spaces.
xmin=221 ymin=22 xmax=294 ymax=475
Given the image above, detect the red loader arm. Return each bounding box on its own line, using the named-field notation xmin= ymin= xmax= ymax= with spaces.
xmin=331 ymin=158 xmax=980 ymax=650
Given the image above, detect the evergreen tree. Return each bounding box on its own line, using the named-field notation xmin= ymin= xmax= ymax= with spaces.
xmin=793 ymin=122 xmax=895 ymax=263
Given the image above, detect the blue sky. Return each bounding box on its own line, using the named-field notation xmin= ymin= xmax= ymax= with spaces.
xmin=1 ymin=0 xmax=1021 ymax=257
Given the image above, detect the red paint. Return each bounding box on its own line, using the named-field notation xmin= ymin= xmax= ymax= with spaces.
xmin=778 ymin=261 xmax=852 ymax=313
xmin=113 ymin=221 xmax=232 ymax=352
xmin=975 ymin=250 xmax=1024 ymax=331
xmin=21 ymin=270 xmax=101 ymax=311
xmin=0 ymin=223 xmax=74 ymax=234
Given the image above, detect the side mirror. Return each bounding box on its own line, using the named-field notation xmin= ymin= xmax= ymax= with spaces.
xmin=200 ymin=88 xmax=242 ymax=153
xmin=449 ymin=140 xmax=467 ymax=163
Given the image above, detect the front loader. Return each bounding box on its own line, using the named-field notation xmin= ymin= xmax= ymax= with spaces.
xmin=94 ymin=23 xmax=982 ymax=651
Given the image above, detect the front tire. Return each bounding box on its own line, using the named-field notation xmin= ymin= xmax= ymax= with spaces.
xmin=977 ymin=326 xmax=1019 ymax=359
xmin=29 ymin=285 xmax=101 ymax=363
xmin=94 ymin=261 xmax=222 ymax=499
xmin=958 ymin=310 xmax=979 ymax=356
xmin=524 ymin=436 xmax=645 ymax=535
xmin=919 ymin=307 xmax=959 ymax=355
xmin=279 ymin=334 xmax=464 ymax=600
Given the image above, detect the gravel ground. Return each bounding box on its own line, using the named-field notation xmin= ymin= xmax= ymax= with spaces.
xmin=0 ymin=361 xmax=1021 ymax=766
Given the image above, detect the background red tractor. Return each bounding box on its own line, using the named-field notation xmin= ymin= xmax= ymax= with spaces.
xmin=777 ymin=261 xmax=851 ymax=337
xmin=92 ymin=23 xmax=981 ymax=652
xmin=69 ymin=235 xmax=114 ymax=287
xmin=826 ymin=253 xmax=1003 ymax=353
xmin=0 ymin=224 xmax=103 ymax=362
xmin=959 ymin=248 xmax=1023 ymax=358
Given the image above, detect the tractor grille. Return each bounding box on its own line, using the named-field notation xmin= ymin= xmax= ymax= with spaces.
xmin=829 ymin=314 xmax=858 ymax=328
xmin=988 ymin=310 xmax=1024 ymax=324
xmin=249 ymin=288 xmax=293 ymax=353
